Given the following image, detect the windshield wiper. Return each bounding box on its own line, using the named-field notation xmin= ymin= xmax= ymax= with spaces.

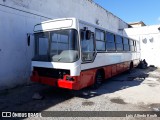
xmin=58 ymin=57 xmax=62 ymax=61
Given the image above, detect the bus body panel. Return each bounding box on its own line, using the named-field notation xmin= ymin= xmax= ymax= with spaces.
xmin=81 ymin=53 xmax=139 ymax=71
xmin=31 ymin=60 xmax=139 ymax=90
xmin=32 ymin=60 xmax=81 ymax=76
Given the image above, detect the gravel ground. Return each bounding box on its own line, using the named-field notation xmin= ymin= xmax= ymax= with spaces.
xmin=0 ymin=67 xmax=160 ymax=120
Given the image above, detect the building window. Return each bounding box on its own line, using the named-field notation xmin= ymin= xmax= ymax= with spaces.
xmin=95 ymin=29 xmax=105 ymax=51
xmin=106 ymin=32 xmax=116 ymax=51
xmin=115 ymin=35 xmax=123 ymax=51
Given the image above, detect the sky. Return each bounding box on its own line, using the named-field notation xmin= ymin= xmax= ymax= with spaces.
xmin=93 ymin=0 xmax=160 ymax=25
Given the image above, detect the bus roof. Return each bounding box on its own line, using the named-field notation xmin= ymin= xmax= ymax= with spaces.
xmin=34 ymin=17 xmax=138 ymax=41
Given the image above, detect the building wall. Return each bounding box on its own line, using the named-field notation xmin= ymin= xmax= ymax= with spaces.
xmin=0 ymin=0 xmax=128 ymax=90
xmin=124 ymin=25 xmax=160 ymax=67
xmin=130 ymin=24 xmax=144 ymax=28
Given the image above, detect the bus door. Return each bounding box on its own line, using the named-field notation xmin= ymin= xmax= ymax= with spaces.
xmin=80 ymin=29 xmax=96 ymax=62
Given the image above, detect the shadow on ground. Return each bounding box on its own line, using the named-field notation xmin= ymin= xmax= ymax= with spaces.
xmin=0 ymin=67 xmax=157 ymax=112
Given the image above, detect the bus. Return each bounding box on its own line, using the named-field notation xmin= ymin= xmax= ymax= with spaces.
xmin=30 ymin=18 xmax=140 ymax=90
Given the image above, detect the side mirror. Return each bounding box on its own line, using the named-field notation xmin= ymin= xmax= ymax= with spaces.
xmin=80 ymin=31 xmax=85 ymax=40
xmin=27 ymin=34 xmax=30 ymax=46
xmin=86 ymin=30 xmax=91 ymax=40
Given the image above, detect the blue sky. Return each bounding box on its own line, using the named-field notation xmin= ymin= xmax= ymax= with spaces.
xmin=93 ymin=0 xmax=160 ymax=25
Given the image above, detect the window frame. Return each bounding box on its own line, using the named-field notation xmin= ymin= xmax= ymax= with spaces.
xmin=95 ymin=29 xmax=106 ymax=51
xmin=136 ymin=41 xmax=140 ymax=52
xmin=51 ymin=32 xmax=70 ymax=55
xmin=133 ymin=40 xmax=137 ymax=52
xmin=115 ymin=35 xmax=123 ymax=51
xmin=129 ymin=39 xmax=135 ymax=52
xmin=33 ymin=32 xmax=50 ymax=61
xmin=123 ymin=37 xmax=130 ymax=51
xmin=81 ymin=29 xmax=96 ymax=63
xmin=106 ymin=32 xmax=116 ymax=52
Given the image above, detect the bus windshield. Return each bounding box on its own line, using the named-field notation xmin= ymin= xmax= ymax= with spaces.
xmin=33 ymin=29 xmax=79 ymax=63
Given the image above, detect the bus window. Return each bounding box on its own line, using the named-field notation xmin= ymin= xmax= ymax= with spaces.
xmin=115 ymin=35 xmax=123 ymax=51
xmin=136 ymin=41 xmax=140 ymax=52
xmin=50 ymin=29 xmax=79 ymax=62
xmin=123 ymin=37 xmax=129 ymax=51
xmin=34 ymin=32 xmax=50 ymax=61
xmin=134 ymin=41 xmax=137 ymax=52
xmin=38 ymin=34 xmax=49 ymax=55
xmin=95 ymin=29 xmax=105 ymax=51
xmin=129 ymin=39 xmax=134 ymax=45
xmin=129 ymin=39 xmax=134 ymax=52
xmin=81 ymin=30 xmax=95 ymax=62
xmin=106 ymin=32 xmax=116 ymax=51
xmin=51 ymin=33 xmax=69 ymax=54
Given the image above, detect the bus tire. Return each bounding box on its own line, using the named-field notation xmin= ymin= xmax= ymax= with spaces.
xmin=93 ymin=70 xmax=103 ymax=89
xmin=128 ymin=62 xmax=133 ymax=73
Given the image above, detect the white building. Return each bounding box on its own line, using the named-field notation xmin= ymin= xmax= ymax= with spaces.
xmin=128 ymin=21 xmax=146 ymax=28
xmin=0 ymin=0 xmax=128 ymax=90
xmin=124 ymin=25 xmax=160 ymax=67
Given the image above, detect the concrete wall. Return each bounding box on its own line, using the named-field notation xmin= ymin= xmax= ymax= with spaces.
xmin=124 ymin=25 xmax=160 ymax=67
xmin=0 ymin=0 xmax=128 ymax=90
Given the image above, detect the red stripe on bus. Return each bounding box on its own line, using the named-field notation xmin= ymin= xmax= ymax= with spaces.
xmin=31 ymin=60 xmax=139 ymax=90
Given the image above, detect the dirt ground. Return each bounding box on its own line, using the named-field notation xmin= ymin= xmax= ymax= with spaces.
xmin=0 ymin=67 xmax=160 ymax=120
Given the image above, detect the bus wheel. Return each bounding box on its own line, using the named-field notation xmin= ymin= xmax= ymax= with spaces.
xmin=128 ymin=62 xmax=133 ymax=73
xmin=93 ymin=71 xmax=103 ymax=89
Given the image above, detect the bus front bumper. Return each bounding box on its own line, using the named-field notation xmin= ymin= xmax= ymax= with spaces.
xmin=30 ymin=71 xmax=80 ymax=90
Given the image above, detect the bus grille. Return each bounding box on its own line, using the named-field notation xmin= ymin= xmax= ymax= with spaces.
xmin=33 ymin=67 xmax=70 ymax=79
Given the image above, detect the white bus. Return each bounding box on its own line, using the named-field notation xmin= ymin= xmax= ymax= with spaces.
xmin=30 ymin=18 xmax=140 ymax=90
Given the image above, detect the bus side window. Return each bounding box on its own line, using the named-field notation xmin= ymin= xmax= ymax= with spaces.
xmin=123 ymin=37 xmax=129 ymax=51
xmin=129 ymin=39 xmax=134 ymax=52
xmin=95 ymin=29 xmax=105 ymax=51
xmin=80 ymin=30 xmax=95 ymax=62
xmin=115 ymin=35 xmax=123 ymax=51
xmin=106 ymin=32 xmax=116 ymax=51
xmin=136 ymin=41 xmax=140 ymax=52
xmin=134 ymin=41 xmax=137 ymax=52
